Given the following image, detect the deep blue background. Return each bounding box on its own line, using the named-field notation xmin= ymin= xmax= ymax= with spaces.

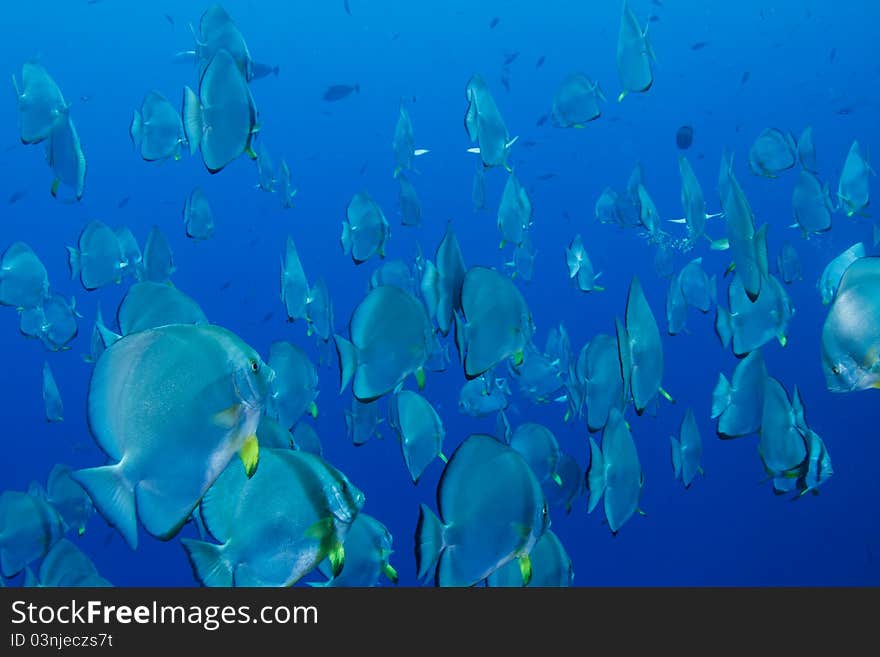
xmin=1 ymin=0 xmax=878 ymax=586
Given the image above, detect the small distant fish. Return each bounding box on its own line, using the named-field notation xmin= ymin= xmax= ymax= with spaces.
xmin=536 ymin=113 xmax=549 ymax=127
xmin=835 ymin=105 xmax=856 ymax=116
xmin=489 ymin=17 xmax=500 ymax=28
xmin=359 ymin=162 xmax=368 ymax=175
xmin=690 ymin=41 xmax=709 ymax=51
xmin=251 ymin=61 xmax=280 ymax=80
xmin=501 ymin=71 xmax=511 ymax=92
xmin=163 ymin=13 xmax=174 ymax=26
xmin=219 ymin=280 xmax=232 ymax=291
xmin=262 ymin=311 xmax=274 ymax=323
xmin=522 ymin=140 xmax=538 ymax=148
xmin=741 ymin=71 xmax=751 ymax=85
xmin=503 ymin=52 xmax=519 ymax=66
xmin=117 ymin=196 xmax=130 ymax=209
xmin=829 ymin=47 xmax=837 ymax=63
xmin=344 ymin=0 xmax=351 ymax=15
xmin=676 ymin=125 xmax=694 ymax=150
xmin=649 ymin=15 xmax=661 ymax=23
xmin=323 ymin=84 xmax=359 ymax=102
xmin=535 ymin=55 xmax=546 ymax=69
xmin=8 ymin=189 xmax=27 ymax=204
xmin=537 ymin=173 xmax=556 ymax=181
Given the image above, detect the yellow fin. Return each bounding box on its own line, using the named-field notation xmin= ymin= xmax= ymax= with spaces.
xmin=309 ymin=401 xmax=319 ymax=419
xmin=511 ymin=350 xmax=524 ymax=367
xmin=238 ymin=434 xmax=259 ymax=478
xmin=519 ymin=554 xmax=532 ymax=586
xmin=383 ymin=562 xmax=399 ymax=584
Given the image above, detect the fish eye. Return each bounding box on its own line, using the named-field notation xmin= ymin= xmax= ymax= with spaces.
xmin=250 ymin=359 xmax=259 ymax=373
xmin=831 ymin=365 xmax=840 ymax=375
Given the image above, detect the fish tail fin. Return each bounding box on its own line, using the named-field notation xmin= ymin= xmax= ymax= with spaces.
xmin=711 ymin=373 xmax=731 ymax=419
xmin=334 ymin=334 xmax=357 ymax=393
xmin=715 ymin=306 xmax=732 ymax=349
xmin=340 ymin=221 xmax=352 ymax=255
xmin=670 ymin=436 xmax=682 ymax=481
xmin=71 ymin=464 xmax=137 ymax=550
xmin=181 ymin=86 xmax=202 ymax=155
xmin=129 ymin=109 xmax=143 ymax=149
xmin=66 ymin=246 xmax=81 ymax=281
xmin=415 ymin=504 xmax=446 ymax=582
xmin=181 ymin=538 xmax=234 ymax=587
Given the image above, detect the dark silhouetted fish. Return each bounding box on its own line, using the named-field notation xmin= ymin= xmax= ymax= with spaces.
xmin=117 ymin=195 xmax=130 ymax=209
xmin=164 ymin=13 xmax=174 ymax=26
xmin=829 ymin=47 xmax=837 ymax=63
xmin=649 ymin=15 xmax=660 ymax=22
xmin=503 ymin=52 xmax=519 ymax=66
xmin=251 ymin=61 xmax=280 ymax=80
xmin=676 ymin=125 xmax=694 ymax=150
xmin=690 ymin=41 xmax=709 ymax=51
xmin=741 ymin=71 xmax=750 ymax=85
xmin=501 ymin=71 xmax=511 ymax=92
xmin=537 ymin=173 xmax=556 ymax=181
xmin=344 ymin=0 xmax=351 ymax=15
xmin=7 ymin=189 xmax=27 ymax=204
xmin=489 ymin=17 xmax=500 ymax=28
xmin=536 ymin=55 xmax=545 ymax=69
xmin=536 ymin=113 xmax=549 ymax=127
xmin=323 ymin=84 xmax=359 ymax=102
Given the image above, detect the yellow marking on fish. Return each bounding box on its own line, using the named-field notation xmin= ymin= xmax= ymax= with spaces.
xmin=239 ymin=434 xmax=259 ymax=478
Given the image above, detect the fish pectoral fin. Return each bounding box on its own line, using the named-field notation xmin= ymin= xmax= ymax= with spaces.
xmin=415 ymin=367 xmax=426 ymax=390
xmin=552 ymin=472 xmax=564 ymax=487
xmin=309 ymin=401 xmax=319 ymax=419
xmin=213 ymin=403 xmax=244 ymax=429
xmin=238 ymin=434 xmax=260 ymax=478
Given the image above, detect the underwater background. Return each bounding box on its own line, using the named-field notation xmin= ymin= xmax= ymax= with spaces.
xmin=2 ymin=0 xmax=879 ymax=586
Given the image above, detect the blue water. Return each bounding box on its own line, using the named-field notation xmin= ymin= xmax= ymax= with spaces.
xmin=2 ymin=0 xmax=878 ymax=586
